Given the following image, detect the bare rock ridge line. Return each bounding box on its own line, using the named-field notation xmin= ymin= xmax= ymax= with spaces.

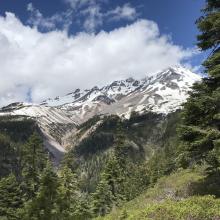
xmin=0 ymin=65 xmax=201 ymax=163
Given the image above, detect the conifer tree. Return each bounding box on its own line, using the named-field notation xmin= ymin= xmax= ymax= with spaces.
xmin=0 ymin=174 xmax=24 ymax=220
xmin=0 ymin=134 xmax=16 ymax=178
xmin=21 ymin=133 xmax=47 ymax=199
xmin=58 ymin=165 xmax=80 ymax=219
xmin=103 ymin=154 xmax=126 ymax=202
xmin=92 ymin=173 xmax=114 ymax=216
xmin=22 ymin=161 xmax=60 ymax=220
xmin=73 ymin=194 xmax=92 ymax=220
xmin=91 ymin=136 xmax=125 ymax=216
xmin=177 ymin=0 xmax=220 ymax=171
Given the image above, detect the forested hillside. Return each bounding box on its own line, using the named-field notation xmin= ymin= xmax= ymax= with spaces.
xmin=0 ymin=0 xmax=219 ymax=219
xmin=0 ymin=115 xmax=44 ymax=178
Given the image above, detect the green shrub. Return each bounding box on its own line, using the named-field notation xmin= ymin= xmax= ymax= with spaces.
xmin=99 ymin=196 xmax=220 ymax=220
xmin=137 ymin=196 xmax=220 ymax=220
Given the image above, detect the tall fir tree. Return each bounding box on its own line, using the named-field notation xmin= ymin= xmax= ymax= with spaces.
xmin=91 ymin=136 xmax=126 ymax=217
xmin=21 ymin=133 xmax=47 ymax=199
xmin=0 ymin=134 xmax=17 ymax=178
xmin=177 ymin=0 xmax=220 ymax=172
xmin=72 ymin=194 xmax=92 ymax=220
xmin=92 ymin=172 xmax=114 ymax=217
xmin=22 ymin=160 xmax=60 ymax=220
xmin=58 ymin=165 xmax=92 ymax=220
xmin=58 ymin=165 xmax=78 ymax=215
xmin=0 ymin=174 xmax=24 ymax=220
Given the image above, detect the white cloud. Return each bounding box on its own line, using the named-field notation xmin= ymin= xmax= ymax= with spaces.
xmin=107 ymin=3 xmax=138 ymax=21
xmin=65 ymin=0 xmax=92 ymax=9
xmin=26 ymin=2 xmax=138 ymax=33
xmin=0 ymin=12 xmax=194 ymax=106
xmin=80 ymin=3 xmax=138 ymax=32
xmin=81 ymin=5 xmax=103 ymax=32
xmin=79 ymin=3 xmax=138 ymax=32
xmin=65 ymin=0 xmax=107 ymax=9
xmin=27 ymin=3 xmax=73 ymax=31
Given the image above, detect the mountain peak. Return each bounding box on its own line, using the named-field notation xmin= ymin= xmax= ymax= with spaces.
xmin=0 ymin=65 xmax=201 ymax=124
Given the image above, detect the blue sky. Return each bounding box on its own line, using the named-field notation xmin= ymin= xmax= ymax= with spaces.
xmin=0 ymin=0 xmax=205 ymax=47
xmin=0 ymin=0 xmax=206 ymax=105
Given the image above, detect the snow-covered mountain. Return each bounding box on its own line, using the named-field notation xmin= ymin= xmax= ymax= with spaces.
xmin=0 ymin=66 xmax=201 ymax=161
xmin=40 ymin=66 xmax=201 ymax=122
xmin=0 ymin=66 xmax=201 ymax=126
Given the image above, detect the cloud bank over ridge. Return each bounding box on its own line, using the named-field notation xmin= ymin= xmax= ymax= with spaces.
xmin=0 ymin=12 xmax=194 ymax=106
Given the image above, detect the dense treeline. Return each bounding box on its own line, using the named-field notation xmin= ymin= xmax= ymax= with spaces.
xmin=0 ymin=116 xmax=48 ymax=219
xmin=0 ymin=116 xmax=40 ymax=178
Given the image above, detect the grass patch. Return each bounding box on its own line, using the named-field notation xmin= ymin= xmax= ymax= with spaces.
xmin=97 ymin=167 xmax=220 ymax=220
